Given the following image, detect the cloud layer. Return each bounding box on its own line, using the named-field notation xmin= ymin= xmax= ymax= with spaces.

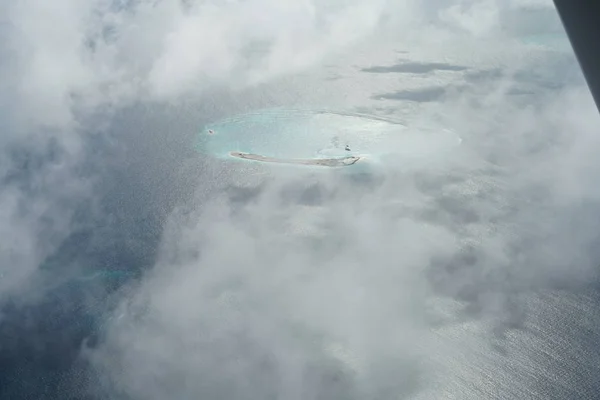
xmin=3 ymin=0 xmax=600 ymax=399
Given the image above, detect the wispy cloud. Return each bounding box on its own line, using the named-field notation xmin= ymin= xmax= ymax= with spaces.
xmin=2 ymin=0 xmax=600 ymax=399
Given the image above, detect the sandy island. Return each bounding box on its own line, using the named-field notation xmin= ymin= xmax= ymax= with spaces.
xmin=229 ymin=151 xmax=360 ymax=167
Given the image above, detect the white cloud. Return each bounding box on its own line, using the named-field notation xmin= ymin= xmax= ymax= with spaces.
xmin=2 ymin=0 xmax=600 ymax=398
xmin=0 ymin=0 xmax=396 ymax=296
xmin=439 ymin=0 xmax=502 ymax=36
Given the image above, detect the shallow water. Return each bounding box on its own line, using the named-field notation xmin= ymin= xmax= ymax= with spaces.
xmin=198 ymin=108 xmax=462 ymax=173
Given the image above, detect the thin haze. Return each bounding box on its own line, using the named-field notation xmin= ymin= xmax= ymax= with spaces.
xmin=1 ymin=0 xmax=600 ymax=399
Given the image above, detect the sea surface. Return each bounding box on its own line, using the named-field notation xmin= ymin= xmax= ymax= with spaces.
xmin=2 ymin=10 xmax=600 ymax=400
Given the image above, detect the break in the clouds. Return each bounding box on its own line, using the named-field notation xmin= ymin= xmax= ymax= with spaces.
xmin=3 ymin=0 xmax=600 ymax=399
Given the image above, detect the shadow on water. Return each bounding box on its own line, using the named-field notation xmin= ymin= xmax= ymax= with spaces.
xmin=362 ymin=61 xmax=467 ymax=74
xmin=372 ymin=86 xmax=449 ymax=102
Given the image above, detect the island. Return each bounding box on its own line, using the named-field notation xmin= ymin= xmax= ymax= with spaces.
xmin=229 ymin=151 xmax=361 ymax=167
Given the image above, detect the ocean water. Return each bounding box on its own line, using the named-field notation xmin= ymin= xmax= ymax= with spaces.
xmin=2 ymin=10 xmax=600 ymax=400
